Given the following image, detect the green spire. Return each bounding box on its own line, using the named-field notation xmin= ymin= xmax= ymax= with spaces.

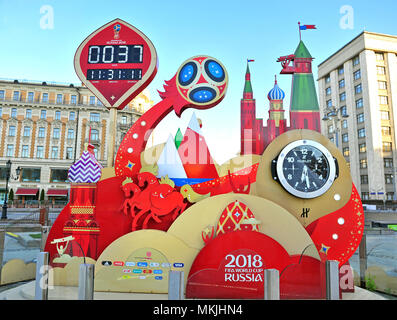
xmin=294 ymin=40 xmax=312 ymax=58
xmin=243 ymin=63 xmax=253 ymax=94
xmin=174 ymin=128 xmax=183 ymax=149
xmin=290 ymin=73 xmax=319 ymax=111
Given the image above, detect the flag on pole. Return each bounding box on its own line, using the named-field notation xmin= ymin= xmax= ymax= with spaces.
xmin=299 ymin=24 xmax=317 ymax=30
xmin=247 ymin=59 xmax=255 ymax=62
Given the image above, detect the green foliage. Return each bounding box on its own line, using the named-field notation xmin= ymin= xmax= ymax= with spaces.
xmin=8 ymin=188 xmax=14 ymax=201
xmin=40 ymin=189 xmax=45 ymax=201
xmin=365 ymin=274 xmax=377 ymax=291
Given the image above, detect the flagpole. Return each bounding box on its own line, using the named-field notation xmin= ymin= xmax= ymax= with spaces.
xmin=298 ymin=21 xmax=301 ymax=41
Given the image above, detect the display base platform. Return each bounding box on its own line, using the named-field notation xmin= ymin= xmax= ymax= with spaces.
xmin=0 ymin=281 xmax=387 ymax=300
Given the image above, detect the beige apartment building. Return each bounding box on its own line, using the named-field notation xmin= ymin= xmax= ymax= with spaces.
xmin=0 ymin=79 xmax=153 ymax=205
xmin=318 ymin=31 xmax=397 ymax=202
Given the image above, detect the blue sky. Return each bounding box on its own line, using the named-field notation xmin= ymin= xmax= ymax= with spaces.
xmin=1 ymin=0 xmax=397 ymax=163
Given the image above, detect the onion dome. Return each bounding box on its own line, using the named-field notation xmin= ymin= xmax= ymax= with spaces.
xmin=267 ymin=75 xmax=285 ymax=101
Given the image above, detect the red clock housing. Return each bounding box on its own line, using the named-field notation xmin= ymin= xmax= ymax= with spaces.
xmin=74 ymin=18 xmax=158 ymax=110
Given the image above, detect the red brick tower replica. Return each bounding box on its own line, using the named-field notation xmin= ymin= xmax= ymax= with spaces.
xmin=279 ymin=40 xmax=321 ymax=131
xmin=263 ymin=76 xmax=287 ymax=148
xmin=240 ymin=61 xmax=259 ymax=155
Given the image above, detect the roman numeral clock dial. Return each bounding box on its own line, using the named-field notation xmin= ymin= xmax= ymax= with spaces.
xmin=271 ymin=140 xmax=338 ymax=199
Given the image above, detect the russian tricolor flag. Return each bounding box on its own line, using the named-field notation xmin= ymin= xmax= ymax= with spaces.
xmin=299 ymin=24 xmax=316 ymax=30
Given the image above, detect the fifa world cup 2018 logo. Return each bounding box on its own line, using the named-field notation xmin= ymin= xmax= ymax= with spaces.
xmin=114 ymin=24 xmax=121 ymax=39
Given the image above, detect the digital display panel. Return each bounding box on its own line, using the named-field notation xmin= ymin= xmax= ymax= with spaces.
xmin=88 ymin=45 xmax=143 ymax=64
xmin=87 ymin=69 xmax=142 ymax=80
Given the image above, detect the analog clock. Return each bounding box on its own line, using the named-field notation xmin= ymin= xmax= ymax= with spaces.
xmin=272 ymin=140 xmax=338 ymax=199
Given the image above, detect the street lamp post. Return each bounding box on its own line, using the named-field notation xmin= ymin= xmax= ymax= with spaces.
xmin=1 ymin=160 xmax=12 ymax=220
xmin=1 ymin=161 xmax=21 ymax=220
xmin=322 ymin=106 xmax=349 ymax=148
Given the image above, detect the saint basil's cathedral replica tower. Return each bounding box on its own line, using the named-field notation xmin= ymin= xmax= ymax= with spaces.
xmin=240 ymin=40 xmax=321 ymax=155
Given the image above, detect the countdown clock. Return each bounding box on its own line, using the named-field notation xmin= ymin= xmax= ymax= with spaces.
xmin=272 ymin=140 xmax=338 ymax=199
xmin=74 ymin=18 xmax=158 ymax=110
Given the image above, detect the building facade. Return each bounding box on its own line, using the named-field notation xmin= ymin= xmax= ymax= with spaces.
xmin=0 ymin=79 xmax=153 ymax=206
xmin=318 ymin=31 xmax=397 ymax=201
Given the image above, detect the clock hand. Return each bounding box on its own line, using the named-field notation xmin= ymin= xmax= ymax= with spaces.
xmin=301 ymin=165 xmax=307 ymax=183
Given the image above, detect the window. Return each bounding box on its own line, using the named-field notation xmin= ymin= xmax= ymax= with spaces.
xmin=385 ymin=174 xmax=393 ymax=184
xmin=358 ymin=128 xmax=366 ymax=138
xmin=50 ymin=169 xmax=69 ymax=183
xmin=384 ymin=158 xmax=393 ymax=168
xmin=362 ymin=192 xmax=369 ymax=200
xmin=0 ymin=90 xmax=4 ymax=100
xmin=353 ymin=70 xmax=361 ymax=80
xmin=380 ymin=111 xmax=390 ymax=120
xmin=357 ymin=113 xmax=364 ymax=123
xmin=69 ymin=111 xmax=76 ymax=121
xmin=360 ymin=175 xmax=368 ymax=184
xmin=36 ymin=146 xmax=44 ymax=159
xmin=56 ymin=94 xmax=63 ymax=104
xmin=360 ymin=159 xmax=367 ymax=169
xmin=339 ymin=92 xmax=346 ymax=102
xmin=381 ymin=126 xmax=391 ymax=136
xmin=42 ymin=93 xmax=48 ymax=103
xmin=356 ymin=98 xmax=363 ymax=109
xmin=355 ymin=84 xmax=362 ymax=94
xmin=67 ymin=129 xmax=74 ymax=139
xmin=11 ymin=108 xmax=17 ymax=118
xmin=89 ymin=96 xmax=96 ymax=105
xmin=21 ymin=168 xmax=41 ymax=182
xmin=97 ymin=100 xmax=103 ymax=106
xmin=376 ymin=52 xmax=384 ymax=61
xmin=342 ymin=133 xmax=349 ymax=143
xmin=338 ymin=66 xmax=344 ymax=75
xmin=121 ymin=115 xmax=127 ymax=124
xmin=90 ymin=112 xmax=100 ymax=122
xmin=66 ymin=147 xmax=73 ymax=160
xmin=343 ymin=147 xmax=350 ymax=157
xmin=383 ymin=142 xmax=392 ymax=152
xmin=377 ymin=66 xmax=386 ymax=75
xmin=38 ymin=127 xmax=45 ymax=138
xmin=90 ymin=129 xmax=99 ymax=141
xmin=8 ymin=125 xmax=16 ymax=136
xmin=55 ymin=110 xmax=61 ymax=120
xmin=26 ymin=109 xmax=32 ymax=119
xmin=40 ymin=110 xmax=47 ymax=119
xmin=0 ymin=107 xmax=2 ymax=117
xmin=70 ymin=95 xmax=77 ymax=105
xmin=53 ymin=127 xmax=60 ymax=139
xmin=28 ymin=92 xmax=34 ymax=102
xmin=378 ymin=81 xmax=387 ymax=90
xmin=353 ymin=56 xmax=360 ymax=66
xmin=387 ymin=192 xmax=394 ymax=201
xmin=359 ymin=143 xmax=366 ymax=153
xmin=21 ymin=145 xmax=29 ymax=158
xmin=6 ymin=145 xmax=14 ymax=157
xmin=328 ymin=125 xmax=334 ymax=134
xmin=23 ymin=126 xmax=31 ymax=137
xmin=340 ymin=106 xmax=347 ymax=117
xmin=379 ymin=95 xmax=388 ymax=105
xmin=339 ymin=79 xmax=345 ymax=89
xmin=325 ymin=75 xmax=331 ymax=83
xmin=341 ymin=119 xmax=347 ymax=129
xmin=326 ymin=99 xmax=332 ymax=108
xmin=326 ymin=87 xmax=331 ymax=96
xmin=51 ymin=146 xmax=59 ymax=159
xmin=13 ymin=91 xmax=20 ymax=101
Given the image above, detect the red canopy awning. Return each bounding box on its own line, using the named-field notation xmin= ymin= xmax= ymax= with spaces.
xmin=15 ymin=188 xmax=39 ymax=196
xmin=46 ymin=189 xmax=69 ymax=197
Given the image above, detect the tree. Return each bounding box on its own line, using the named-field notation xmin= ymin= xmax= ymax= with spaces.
xmin=40 ymin=189 xmax=45 ymax=202
xmin=8 ymin=188 xmax=14 ymax=201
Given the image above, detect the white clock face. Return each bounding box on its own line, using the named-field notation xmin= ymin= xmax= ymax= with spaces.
xmin=275 ymin=140 xmax=337 ymax=199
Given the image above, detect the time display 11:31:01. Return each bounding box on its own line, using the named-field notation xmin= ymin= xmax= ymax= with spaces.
xmin=87 ymin=45 xmax=144 ymax=64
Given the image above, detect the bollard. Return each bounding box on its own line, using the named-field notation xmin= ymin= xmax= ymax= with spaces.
xmin=40 ymin=226 xmax=51 ymax=251
xmin=78 ymin=264 xmax=95 ymax=300
xmin=35 ymin=251 xmax=49 ymax=300
xmin=168 ymin=270 xmax=184 ymax=300
xmin=263 ymin=269 xmax=280 ymax=300
xmin=326 ymin=260 xmax=340 ymax=300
